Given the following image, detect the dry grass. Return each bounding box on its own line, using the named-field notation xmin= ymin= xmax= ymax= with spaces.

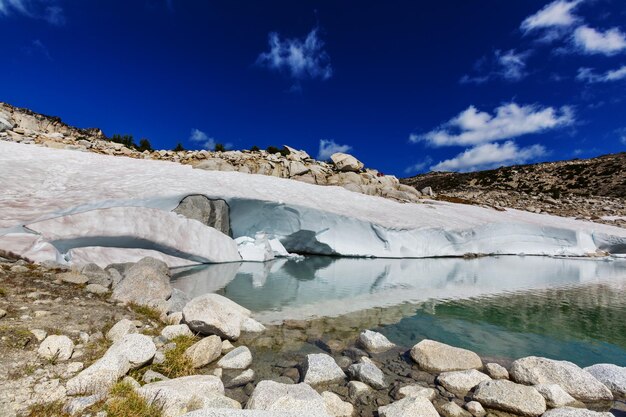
xmin=0 ymin=287 xmax=6 ymax=297
xmin=0 ymin=325 xmax=35 ymax=349
xmin=128 ymin=302 xmax=162 ymax=323
xmin=152 ymin=334 xmax=198 ymax=378
xmin=26 ymin=401 xmax=69 ymax=417
xmin=105 ymin=382 xmax=163 ymax=417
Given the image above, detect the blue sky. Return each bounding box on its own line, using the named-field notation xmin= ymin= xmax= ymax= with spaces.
xmin=1 ymin=0 xmax=625 ymax=175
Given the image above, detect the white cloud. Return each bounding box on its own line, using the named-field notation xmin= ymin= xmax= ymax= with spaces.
xmin=317 ymin=139 xmax=351 ymax=160
xmin=257 ymin=27 xmax=332 ymax=82
xmin=404 ymin=157 xmax=433 ymax=174
xmin=189 ymin=128 xmax=216 ymax=150
xmin=0 ymin=0 xmax=65 ymax=25
xmin=521 ymin=0 xmax=581 ymax=33
xmin=577 ymin=66 xmax=626 ymax=83
xmin=460 ymin=50 xmax=530 ymax=84
xmin=412 ymin=103 xmax=574 ymax=147
xmin=573 ymin=25 xmax=626 ymax=55
xmin=430 ymin=141 xmax=547 ymax=172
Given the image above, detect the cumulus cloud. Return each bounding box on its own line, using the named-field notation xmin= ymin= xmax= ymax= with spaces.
xmin=0 ymin=0 xmax=65 ymax=25
xmin=317 ymin=139 xmax=351 ymax=160
xmin=460 ymin=50 xmax=530 ymax=84
xmin=189 ymin=128 xmax=216 ymax=150
xmin=521 ymin=0 xmax=581 ymax=34
xmin=430 ymin=141 xmax=547 ymax=172
xmin=572 ymin=25 xmax=626 ymax=55
xmin=404 ymin=157 xmax=433 ymax=175
xmin=412 ymin=103 xmax=574 ymax=147
xmin=577 ymin=66 xmax=626 ymax=83
xmin=257 ymin=27 xmax=332 ymax=83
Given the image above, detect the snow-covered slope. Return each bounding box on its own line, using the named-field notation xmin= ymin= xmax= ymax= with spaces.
xmin=0 ymin=141 xmax=625 ymax=265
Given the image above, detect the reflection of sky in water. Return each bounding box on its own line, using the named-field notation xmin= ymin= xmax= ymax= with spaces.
xmin=171 ymin=256 xmax=626 ymax=366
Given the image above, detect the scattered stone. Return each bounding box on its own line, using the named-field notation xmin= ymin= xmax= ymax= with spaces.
xmin=473 ymin=380 xmax=546 ymax=417
xmin=302 ymin=353 xmax=347 ymax=385
xmin=397 ymin=385 xmax=436 ymax=400
xmin=106 ymin=318 xmax=137 ymax=343
xmin=437 ymin=369 xmax=491 ymax=396
xmin=111 ymin=257 xmax=172 ymax=307
xmin=161 ymin=324 xmax=193 ymax=340
xmin=184 ymin=335 xmax=222 ymax=368
xmin=85 ymin=283 xmax=108 ymax=294
xmin=139 ymin=375 xmax=238 ymax=417
xmin=183 ymin=293 xmax=252 ymax=340
xmin=38 ymin=334 xmax=74 ymax=361
xmin=167 ymin=288 xmax=190 ymax=313
xmin=542 ymin=408 xmax=614 ymax=417
xmin=143 ymin=369 xmax=169 ymax=383
xmin=465 ymin=401 xmax=486 ymax=417
xmin=439 ymin=401 xmax=472 ymax=417
xmin=58 ymin=272 xmax=89 ymax=285
xmin=0 ymin=309 xmax=6 ymax=319
xmin=510 ymin=356 xmax=613 ymax=402
xmin=226 ymin=369 xmax=255 ymax=388
xmin=63 ymin=394 xmax=102 ymax=416
xmin=348 ymin=361 xmax=387 ymax=389
xmin=410 ymin=339 xmax=482 ymax=373
xmin=378 ymin=396 xmax=439 ymax=417
xmin=584 ymin=363 xmax=626 ymax=400
xmin=217 ymin=346 xmax=252 ymax=369
xmin=534 ymin=384 xmax=580 ymax=408
xmin=485 ymin=363 xmax=509 ymax=380
xmin=348 ymin=380 xmax=371 ymax=398
xmin=30 ymin=328 xmax=48 ymax=342
xmin=81 ymin=263 xmax=112 ymax=287
xmin=357 ymin=330 xmax=395 ymax=353
xmin=322 ymin=391 xmax=354 ymax=417
xmin=222 ymin=339 xmax=235 ymax=352
xmin=246 ymin=380 xmax=329 ymax=415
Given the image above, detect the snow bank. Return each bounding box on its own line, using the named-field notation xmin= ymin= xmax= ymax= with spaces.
xmin=0 ymin=141 xmax=625 ymax=265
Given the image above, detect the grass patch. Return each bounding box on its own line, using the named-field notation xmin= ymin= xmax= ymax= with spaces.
xmin=152 ymin=334 xmax=198 ymax=378
xmin=0 ymin=325 xmax=34 ymax=349
xmin=26 ymin=401 xmax=69 ymax=417
xmin=0 ymin=287 xmax=6 ymax=297
xmin=105 ymin=381 xmax=163 ymax=417
xmin=128 ymin=302 xmax=162 ymax=323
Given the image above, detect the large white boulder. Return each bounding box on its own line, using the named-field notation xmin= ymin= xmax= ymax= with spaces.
xmin=510 ymin=356 xmax=613 ymax=402
xmin=246 ymin=381 xmax=331 ymax=416
xmin=584 ymin=363 xmax=626 ymax=400
xmin=112 ymin=257 xmax=172 ymax=307
xmin=410 ymin=339 xmax=482 ymax=373
xmin=330 ymin=153 xmax=364 ymax=172
xmin=183 ymin=293 xmax=252 ymax=341
xmin=37 ymin=335 xmax=74 ymax=361
xmin=473 ymin=380 xmax=546 ymax=417
xmin=437 ymin=369 xmax=491 ymax=396
xmin=378 ymin=396 xmax=439 ymax=417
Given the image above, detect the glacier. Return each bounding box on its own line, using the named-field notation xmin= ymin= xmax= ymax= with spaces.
xmin=0 ymin=140 xmax=625 ymax=266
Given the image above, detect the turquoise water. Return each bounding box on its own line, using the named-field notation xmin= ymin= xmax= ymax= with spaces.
xmin=171 ymin=256 xmax=626 ymax=367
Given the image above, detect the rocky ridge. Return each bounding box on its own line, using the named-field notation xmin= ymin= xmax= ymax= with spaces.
xmin=1 ymin=256 xmax=624 ymax=417
xmin=401 ymin=154 xmax=626 ymax=228
xmin=0 ymin=102 xmax=424 ymax=204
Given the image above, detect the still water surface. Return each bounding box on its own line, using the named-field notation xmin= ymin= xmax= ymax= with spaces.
xmin=171 ymin=256 xmax=626 ymax=367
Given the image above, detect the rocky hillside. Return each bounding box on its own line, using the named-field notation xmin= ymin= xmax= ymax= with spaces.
xmin=0 ymin=102 xmax=423 ymax=204
xmin=402 ymin=154 xmax=626 ymax=227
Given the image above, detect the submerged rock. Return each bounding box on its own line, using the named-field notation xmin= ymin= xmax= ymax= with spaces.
xmin=357 ymin=330 xmax=395 ymax=353
xmin=348 ymin=360 xmax=387 ymax=389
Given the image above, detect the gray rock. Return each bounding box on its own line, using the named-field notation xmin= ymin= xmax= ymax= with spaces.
xmin=58 ymin=272 xmax=89 ymax=285
xmin=378 ymin=396 xmax=439 ymax=417
xmin=217 ymin=346 xmax=252 ymax=369
xmin=226 ymin=369 xmax=255 ymax=388
xmin=81 ymin=263 xmax=112 ymax=287
xmin=63 ymin=394 xmax=102 ymax=415
xmin=183 ymin=293 xmax=251 ymax=340
xmin=584 ymin=363 xmax=626 ymax=400
xmin=410 ymin=339 xmax=482 ymax=373
xmin=534 ymin=384 xmax=580 ymax=408
xmin=161 ymin=324 xmax=193 ymax=340
xmin=437 ymin=369 xmax=491 ymax=396
xmin=173 ymin=195 xmax=230 ymax=236
xmin=38 ymin=335 xmax=74 ymax=361
xmin=0 ymin=113 xmax=15 ymax=132
xmin=510 ymin=356 xmax=613 ymax=402
xmin=302 ymin=353 xmax=347 ymax=385
xmin=542 ymin=408 xmax=614 ymax=417
xmin=184 ymin=335 xmax=222 ymax=368
xmin=397 ymin=385 xmax=436 ymax=400
xmin=180 ymin=410 xmax=326 ymax=417
xmin=321 ymin=391 xmax=353 ymax=417
xmin=439 ymin=401 xmax=472 ymax=417
xmin=485 ymin=363 xmax=509 ymax=380
xmin=106 ymin=319 xmax=138 ymax=343
xmin=111 ymin=257 xmax=172 ymax=307
xmin=139 ymin=375 xmax=239 ymax=417
xmin=465 ymin=401 xmax=486 ymax=417
xmin=167 ymin=288 xmax=190 ymax=313
xmin=143 ymin=369 xmax=169 ymax=383
xmin=472 ymin=380 xmax=546 ymax=417
xmin=348 ymin=380 xmax=371 ymax=398
xmin=31 ymin=328 xmax=48 ymax=342
xmin=246 ymin=380 xmax=330 ymax=415
xmin=85 ymin=283 xmax=109 ymax=294
xmin=348 ymin=361 xmax=387 ymax=389
xmin=106 ymin=333 xmax=156 ymax=368
xmin=357 ymin=330 xmax=395 ymax=353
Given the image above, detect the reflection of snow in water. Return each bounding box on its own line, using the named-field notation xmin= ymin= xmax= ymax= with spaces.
xmin=171 ymin=256 xmax=626 ymax=323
